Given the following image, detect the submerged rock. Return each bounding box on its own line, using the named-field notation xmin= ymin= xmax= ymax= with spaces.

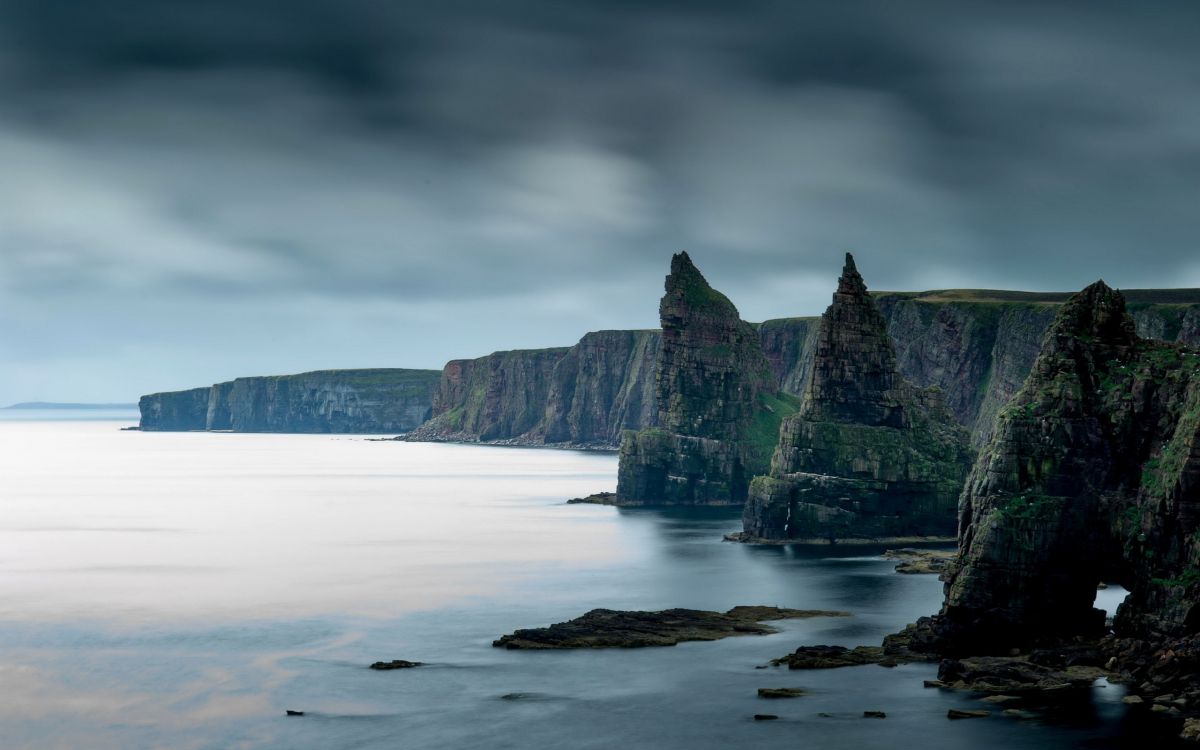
xmin=493 ymin=606 xmax=849 ymax=650
xmin=742 ymin=255 xmax=974 ymax=542
xmin=757 ymin=687 xmax=807 ymax=698
xmin=947 ymin=709 xmax=990 ymax=719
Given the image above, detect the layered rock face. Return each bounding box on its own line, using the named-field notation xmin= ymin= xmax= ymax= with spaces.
xmin=138 ymin=387 xmax=211 ymax=431
xmin=403 ymin=347 xmax=570 ymax=442
xmin=139 ymin=369 xmax=439 ymax=433
xmin=742 ymin=255 xmax=973 ymax=540
xmin=913 ymin=281 xmax=1200 ymax=655
xmin=539 ymin=330 xmax=661 ymax=445
xmin=616 ymin=253 xmax=799 ymax=505
xmin=400 ymin=291 xmax=1200 ymax=448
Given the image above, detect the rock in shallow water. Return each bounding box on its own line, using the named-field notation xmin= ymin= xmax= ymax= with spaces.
xmin=369 ymin=659 xmax=424 ymax=670
xmin=757 ymin=687 xmax=807 ymax=698
xmin=493 ymin=606 xmax=849 ymax=649
xmin=948 ymin=709 xmax=991 ymax=719
xmin=772 ymin=644 xmax=900 ymax=670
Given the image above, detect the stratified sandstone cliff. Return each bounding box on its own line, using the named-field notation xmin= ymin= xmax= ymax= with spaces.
xmin=879 ymin=292 xmax=1200 ymax=445
xmin=403 ymin=348 xmax=569 ymax=443
xmin=139 ymin=369 xmax=439 ymax=433
xmin=138 ymin=387 xmax=211 ymax=431
xmin=741 ymin=255 xmax=973 ymax=541
xmin=911 ymin=281 xmax=1200 ymax=655
xmin=540 ymin=330 xmax=661 ymax=445
xmin=615 ymin=253 xmax=799 ymax=505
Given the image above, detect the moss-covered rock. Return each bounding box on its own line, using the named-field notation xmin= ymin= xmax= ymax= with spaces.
xmin=742 ymin=255 xmax=974 ymax=541
xmin=912 ymin=280 xmax=1200 ymax=657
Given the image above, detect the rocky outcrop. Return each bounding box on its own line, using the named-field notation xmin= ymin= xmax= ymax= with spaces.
xmin=492 ymin=606 xmax=848 ymax=649
xmin=741 ymin=255 xmax=974 ymax=541
xmin=138 ymin=369 xmax=439 ymax=433
xmin=138 ymin=387 xmax=211 ymax=431
xmin=615 ymin=253 xmax=801 ymax=505
xmin=909 ymin=280 xmax=1200 ymax=657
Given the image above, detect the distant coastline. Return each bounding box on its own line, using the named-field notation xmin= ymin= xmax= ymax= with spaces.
xmin=2 ymin=402 xmax=137 ymax=410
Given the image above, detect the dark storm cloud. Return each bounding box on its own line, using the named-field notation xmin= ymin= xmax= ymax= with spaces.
xmin=1 ymin=0 xmax=1199 ymax=400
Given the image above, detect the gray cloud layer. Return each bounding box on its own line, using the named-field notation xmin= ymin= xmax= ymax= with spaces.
xmin=1 ymin=0 xmax=1198 ymax=401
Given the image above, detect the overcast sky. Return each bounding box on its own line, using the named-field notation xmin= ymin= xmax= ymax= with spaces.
xmin=2 ymin=1 xmax=1199 ymax=402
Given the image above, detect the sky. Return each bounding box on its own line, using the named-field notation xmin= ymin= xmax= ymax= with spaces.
xmin=1 ymin=1 xmax=1199 ymax=402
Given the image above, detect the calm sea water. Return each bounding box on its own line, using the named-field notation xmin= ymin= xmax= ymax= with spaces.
xmin=0 ymin=418 xmax=1172 ymax=749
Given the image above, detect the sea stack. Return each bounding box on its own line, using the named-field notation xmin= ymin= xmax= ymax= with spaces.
xmin=910 ymin=280 xmax=1200 ymax=655
xmin=740 ymin=254 xmax=973 ymax=541
xmin=615 ymin=252 xmax=800 ymax=505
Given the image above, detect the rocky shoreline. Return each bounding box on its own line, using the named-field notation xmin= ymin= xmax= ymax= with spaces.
xmin=724 ymin=532 xmax=956 ymax=546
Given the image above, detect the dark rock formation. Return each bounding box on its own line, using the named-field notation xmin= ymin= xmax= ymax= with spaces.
xmin=616 ymin=253 xmax=801 ymax=505
xmin=771 ymin=644 xmax=898 ymax=669
xmin=492 ymin=605 xmax=848 ymax=649
xmin=906 ymin=281 xmax=1200 ymax=684
xmin=138 ymin=369 xmax=439 ymax=433
xmin=369 ymin=659 xmax=424 ymax=670
xmin=741 ymin=255 xmax=974 ymax=541
xmin=138 ymin=387 xmax=211 ymax=431
xmin=757 ymin=687 xmax=807 ymax=698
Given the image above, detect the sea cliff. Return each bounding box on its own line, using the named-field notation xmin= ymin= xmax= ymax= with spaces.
xmin=139 ymin=369 xmax=439 ymax=433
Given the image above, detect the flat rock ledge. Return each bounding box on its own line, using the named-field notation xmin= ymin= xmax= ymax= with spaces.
xmin=566 ymin=492 xmax=622 ymax=506
xmin=772 ymin=644 xmax=919 ymax=669
xmin=493 ymin=606 xmax=850 ymax=650
xmin=883 ymin=548 xmax=956 ymax=575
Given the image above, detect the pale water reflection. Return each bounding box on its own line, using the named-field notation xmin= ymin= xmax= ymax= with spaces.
xmin=0 ymin=421 xmax=1180 ymax=749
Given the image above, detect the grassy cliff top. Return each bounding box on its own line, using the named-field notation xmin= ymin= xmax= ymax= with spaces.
xmin=874 ymin=288 xmax=1200 ymax=305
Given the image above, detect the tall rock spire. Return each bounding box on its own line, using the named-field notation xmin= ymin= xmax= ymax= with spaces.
xmin=616 ymin=252 xmax=799 ymax=506
xmin=803 ymin=252 xmax=906 ymax=428
xmin=740 ymin=254 xmax=973 ymax=542
xmin=654 ymin=251 xmax=774 ymax=439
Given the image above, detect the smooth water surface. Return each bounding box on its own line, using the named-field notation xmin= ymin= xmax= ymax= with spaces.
xmin=0 ymin=421 xmax=1168 ymax=749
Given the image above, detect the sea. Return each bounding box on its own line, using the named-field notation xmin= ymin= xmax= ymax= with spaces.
xmin=0 ymin=413 xmax=1177 ymax=749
